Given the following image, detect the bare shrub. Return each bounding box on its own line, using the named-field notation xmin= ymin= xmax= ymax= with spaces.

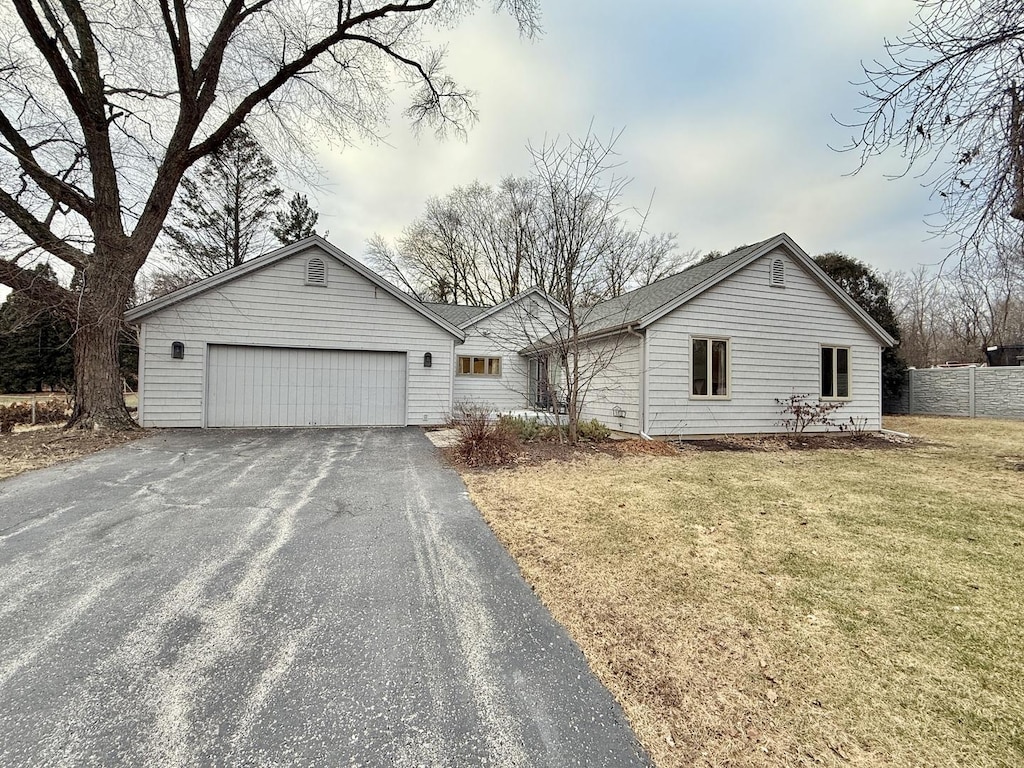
xmin=450 ymin=405 xmax=520 ymax=467
xmin=775 ymin=394 xmax=845 ymax=434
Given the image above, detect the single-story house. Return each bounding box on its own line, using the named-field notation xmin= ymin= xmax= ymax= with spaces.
xmin=523 ymin=233 xmax=896 ymax=436
xmin=126 ymin=232 xmax=894 ymax=435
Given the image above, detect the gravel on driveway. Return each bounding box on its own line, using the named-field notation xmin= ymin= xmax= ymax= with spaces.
xmin=0 ymin=428 xmax=650 ymax=767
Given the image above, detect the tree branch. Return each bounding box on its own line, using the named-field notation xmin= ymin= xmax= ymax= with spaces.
xmin=0 ymin=187 xmax=88 ymax=269
xmin=0 ymin=255 xmax=75 ymax=313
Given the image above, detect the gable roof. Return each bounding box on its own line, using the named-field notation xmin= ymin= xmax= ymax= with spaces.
xmin=124 ymin=235 xmax=466 ymax=342
xmin=424 ymin=287 xmax=568 ymax=330
xmin=525 ymin=233 xmax=896 ymax=349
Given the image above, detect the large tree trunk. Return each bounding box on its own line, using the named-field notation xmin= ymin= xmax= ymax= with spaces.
xmin=66 ymin=261 xmax=138 ymax=431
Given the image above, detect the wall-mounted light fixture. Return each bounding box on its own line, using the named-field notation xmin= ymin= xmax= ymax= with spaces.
xmin=171 ymin=341 xmax=185 ymax=359
xmin=612 ymin=406 xmax=626 ymax=419
xmin=423 ymin=352 xmax=432 ymax=368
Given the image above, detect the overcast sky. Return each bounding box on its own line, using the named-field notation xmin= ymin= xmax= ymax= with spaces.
xmin=0 ymin=2 xmax=946 ymax=307
xmin=313 ymin=0 xmax=949 ymax=276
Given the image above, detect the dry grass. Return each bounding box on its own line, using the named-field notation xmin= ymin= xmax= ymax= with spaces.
xmin=0 ymin=424 xmax=146 ymax=481
xmin=460 ymin=416 xmax=1024 ymax=767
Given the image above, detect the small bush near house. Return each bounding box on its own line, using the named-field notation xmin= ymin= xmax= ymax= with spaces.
xmin=577 ymin=418 xmax=611 ymax=442
xmin=450 ymin=405 xmax=520 ymax=467
xmin=775 ymin=394 xmax=845 ymax=433
xmin=497 ymin=414 xmax=544 ymax=442
xmin=0 ymin=398 xmax=71 ymax=433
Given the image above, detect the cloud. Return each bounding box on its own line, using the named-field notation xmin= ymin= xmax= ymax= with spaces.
xmin=308 ymin=0 xmax=940 ymax=274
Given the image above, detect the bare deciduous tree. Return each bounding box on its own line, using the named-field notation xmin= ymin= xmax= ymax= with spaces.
xmin=885 ymin=252 xmax=1024 ymax=367
xmin=369 ymin=135 xmax=684 ymax=307
xmin=0 ymin=0 xmax=539 ymax=429
xmin=845 ymin=1 xmax=1024 ymax=261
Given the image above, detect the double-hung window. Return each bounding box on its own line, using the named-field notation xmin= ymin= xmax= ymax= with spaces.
xmin=821 ymin=346 xmax=851 ymax=399
xmin=691 ymin=337 xmax=730 ymax=397
xmin=457 ymin=356 xmax=502 ymax=376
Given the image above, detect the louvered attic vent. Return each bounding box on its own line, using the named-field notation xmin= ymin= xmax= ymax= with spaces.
xmin=769 ymin=257 xmax=785 ymax=287
xmin=306 ymin=256 xmax=327 ymax=286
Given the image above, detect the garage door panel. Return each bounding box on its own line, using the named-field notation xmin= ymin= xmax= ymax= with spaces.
xmin=206 ymin=345 xmax=406 ymax=427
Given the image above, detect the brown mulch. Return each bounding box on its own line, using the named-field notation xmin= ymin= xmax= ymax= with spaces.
xmin=445 ymin=431 xmax=915 ymax=470
xmin=678 ymin=431 xmax=916 ymax=452
xmin=0 ymin=425 xmax=148 ymax=482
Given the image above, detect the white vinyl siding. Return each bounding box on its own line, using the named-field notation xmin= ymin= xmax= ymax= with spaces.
xmin=207 ymin=346 xmax=406 ymax=427
xmin=645 ymin=249 xmax=883 ymax=436
xmin=575 ymin=333 xmax=642 ymax=434
xmin=452 ymin=296 xmax=566 ymax=412
xmin=137 ymin=245 xmax=455 ymax=427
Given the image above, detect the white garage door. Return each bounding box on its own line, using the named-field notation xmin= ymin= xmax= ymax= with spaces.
xmin=206 ymin=345 xmax=407 ymax=427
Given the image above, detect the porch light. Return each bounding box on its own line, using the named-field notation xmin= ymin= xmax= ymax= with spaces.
xmin=171 ymin=341 xmax=184 ymax=359
xmin=423 ymin=352 xmax=432 ymax=368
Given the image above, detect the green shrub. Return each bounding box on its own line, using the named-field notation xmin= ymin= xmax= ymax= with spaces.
xmin=577 ymin=418 xmax=611 ymax=442
xmin=497 ymin=415 xmax=543 ymax=442
xmin=538 ymin=423 xmax=567 ymax=442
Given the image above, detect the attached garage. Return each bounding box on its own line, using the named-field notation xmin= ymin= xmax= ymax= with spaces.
xmin=125 ymin=237 xmax=465 ymax=429
xmin=206 ymin=346 xmax=407 ymax=427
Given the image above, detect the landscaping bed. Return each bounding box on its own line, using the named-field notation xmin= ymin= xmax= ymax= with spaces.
xmin=0 ymin=424 xmax=146 ymax=482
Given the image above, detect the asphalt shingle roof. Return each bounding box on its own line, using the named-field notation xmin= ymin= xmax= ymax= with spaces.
xmin=423 ymin=302 xmax=488 ymax=327
xmin=557 ymin=239 xmax=769 ymax=340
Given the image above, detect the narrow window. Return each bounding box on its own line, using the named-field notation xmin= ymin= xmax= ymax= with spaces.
xmin=457 ymin=356 xmax=502 ymax=377
xmin=821 ymin=345 xmax=851 ymax=399
xmin=692 ymin=339 xmax=707 ymax=395
xmin=691 ymin=337 xmax=729 ymax=398
xmin=305 ymin=256 xmax=327 ymax=285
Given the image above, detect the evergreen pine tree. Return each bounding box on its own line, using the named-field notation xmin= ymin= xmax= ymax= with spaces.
xmin=272 ymin=193 xmax=320 ymax=244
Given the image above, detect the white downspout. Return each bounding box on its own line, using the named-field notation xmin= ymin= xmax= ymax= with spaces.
xmin=625 ymin=325 xmax=652 ymax=441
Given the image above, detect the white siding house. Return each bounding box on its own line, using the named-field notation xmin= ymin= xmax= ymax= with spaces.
xmin=126 ymin=237 xmax=464 ymax=428
xmin=526 ymin=233 xmax=896 ymax=437
xmin=127 ymin=232 xmax=893 ymax=435
xmin=428 ymin=290 xmax=568 ymax=412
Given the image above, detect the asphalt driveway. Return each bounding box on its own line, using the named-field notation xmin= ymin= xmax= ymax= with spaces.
xmin=0 ymin=428 xmax=650 ymax=767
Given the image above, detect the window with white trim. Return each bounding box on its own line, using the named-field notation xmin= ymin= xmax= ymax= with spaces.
xmin=691 ymin=337 xmax=730 ymax=397
xmin=457 ymin=356 xmax=502 ymax=376
xmin=821 ymin=346 xmax=851 ymax=399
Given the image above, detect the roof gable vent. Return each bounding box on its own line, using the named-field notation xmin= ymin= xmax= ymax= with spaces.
xmin=306 ymin=256 xmax=327 ymax=286
xmin=769 ymin=257 xmax=785 ymax=287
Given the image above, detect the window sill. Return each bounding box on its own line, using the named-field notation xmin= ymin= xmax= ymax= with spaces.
xmin=689 ymin=395 xmax=731 ymax=401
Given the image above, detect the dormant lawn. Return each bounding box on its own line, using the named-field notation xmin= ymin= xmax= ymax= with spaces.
xmin=460 ymin=417 xmax=1023 ymax=768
